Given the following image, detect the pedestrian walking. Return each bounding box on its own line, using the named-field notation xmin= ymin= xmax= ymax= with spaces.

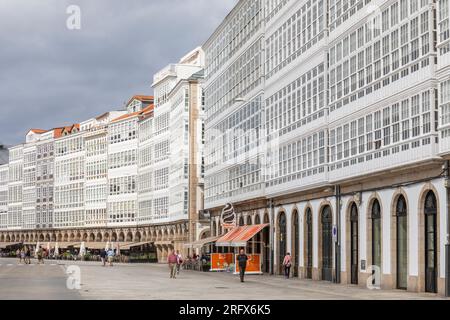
xmin=168 ymin=250 xmax=178 ymax=279
xmin=37 ymin=246 xmax=44 ymax=264
xmin=176 ymin=250 xmax=183 ymax=275
xmin=16 ymin=249 xmax=22 ymax=264
xmin=283 ymin=253 xmax=292 ymax=279
xmin=237 ymin=249 xmax=248 ymax=283
xmin=100 ymin=249 xmax=107 ymax=267
xmin=107 ymin=249 xmax=114 ymax=267
xmin=25 ymin=248 xmax=31 ymax=264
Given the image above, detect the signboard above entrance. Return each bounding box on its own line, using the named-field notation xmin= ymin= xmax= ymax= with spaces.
xmin=220 ymin=203 xmax=236 ymax=230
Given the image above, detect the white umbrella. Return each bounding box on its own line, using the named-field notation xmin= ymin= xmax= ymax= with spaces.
xmin=79 ymin=242 xmax=86 ymax=257
xmin=54 ymin=242 xmax=59 ymax=257
xmin=35 ymin=241 xmax=40 ymax=255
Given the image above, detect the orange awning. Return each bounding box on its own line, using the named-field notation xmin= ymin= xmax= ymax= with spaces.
xmin=216 ymin=224 xmax=269 ymax=247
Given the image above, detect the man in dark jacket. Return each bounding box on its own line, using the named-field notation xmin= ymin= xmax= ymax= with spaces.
xmin=100 ymin=249 xmax=107 ymax=267
xmin=237 ymin=249 xmax=248 ymax=283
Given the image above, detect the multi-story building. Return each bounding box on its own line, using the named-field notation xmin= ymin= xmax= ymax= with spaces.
xmin=107 ymin=104 xmax=149 ymax=227
xmin=7 ymin=145 xmax=23 ymax=230
xmin=148 ymin=47 xmax=207 ymax=257
xmin=83 ymin=112 xmax=125 ymax=228
xmin=204 ymin=0 xmax=450 ymax=296
xmin=151 ymin=48 xmax=205 ymax=246
xmin=22 ymin=135 xmax=37 ymax=230
xmin=53 ymin=124 xmax=86 ymax=228
xmin=35 ymin=130 xmax=56 ymax=229
xmin=0 ymin=49 xmax=206 ymax=261
xmin=0 ymin=164 xmax=8 ymax=230
xmin=204 ymin=0 xmax=266 ymax=211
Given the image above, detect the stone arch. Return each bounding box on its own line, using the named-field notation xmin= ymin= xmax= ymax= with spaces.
xmin=118 ymin=232 xmax=125 ymax=242
xmin=246 ymin=215 xmax=252 ymax=225
xmin=417 ymin=184 xmax=441 ymax=294
xmin=390 ymin=188 xmax=410 ymax=290
xmin=89 ymin=233 xmax=95 ymax=242
xmin=199 ymin=229 xmax=210 ymax=240
xmin=238 ymin=214 xmax=245 ymax=226
xmin=275 ymin=208 xmax=287 ymax=275
xmin=345 ymin=199 xmax=360 ymax=285
xmin=111 ymin=232 xmax=117 ymax=242
xmin=163 ymin=229 xmax=169 ymax=240
xmin=135 ymin=231 xmax=142 ymax=242
xmin=255 ymin=214 xmax=261 ymax=225
xmin=0 ymin=234 xmax=5 ymax=242
xmin=366 ymin=193 xmax=384 ymax=278
xmin=82 ymin=233 xmax=88 ymax=241
xmin=96 ymin=233 xmax=102 ymax=242
xmin=126 ymin=231 xmax=133 ymax=242
xmin=44 ymin=234 xmax=50 ymax=242
xmin=318 ymin=201 xmax=334 ymax=282
xmin=39 ymin=234 xmax=45 ymax=242
xmin=263 ymin=211 xmax=270 ymax=224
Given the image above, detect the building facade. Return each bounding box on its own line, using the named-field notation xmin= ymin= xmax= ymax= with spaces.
xmin=0 ymin=164 xmax=8 ymax=230
xmin=0 ymin=50 xmax=207 ymax=262
xmin=204 ymin=0 xmax=450 ymax=296
xmin=35 ymin=130 xmax=56 ymax=229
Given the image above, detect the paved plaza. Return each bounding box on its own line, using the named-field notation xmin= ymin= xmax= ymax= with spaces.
xmin=0 ymin=258 xmax=447 ymax=300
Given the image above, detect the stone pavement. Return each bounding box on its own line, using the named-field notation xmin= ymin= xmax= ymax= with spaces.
xmin=0 ymin=258 xmax=447 ymax=300
xmin=0 ymin=258 xmax=81 ymax=300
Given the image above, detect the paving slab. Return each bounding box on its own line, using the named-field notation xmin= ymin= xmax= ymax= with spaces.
xmin=0 ymin=258 xmax=447 ymax=300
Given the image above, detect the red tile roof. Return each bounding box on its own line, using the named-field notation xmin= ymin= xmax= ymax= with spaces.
xmin=52 ymin=124 xmax=79 ymax=138
xmin=126 ymin=95 xmax=154 ymax=107
xmin=53 ymin=128 xmax=65 ymax=138
xmin=112 ymin=104 xmax=154 ymax=123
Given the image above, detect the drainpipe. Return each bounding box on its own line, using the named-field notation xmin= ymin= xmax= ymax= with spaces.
xmin=335 ymin=185 xmax=341 ymax=284
xmin=445 ymin=160 xmax=450 ymax=297
xmin=269 ymin=198 xmax=274 ymax=275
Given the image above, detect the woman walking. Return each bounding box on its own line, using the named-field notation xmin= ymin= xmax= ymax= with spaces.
xmin=283 ymin=253 xmax=292 ymax=279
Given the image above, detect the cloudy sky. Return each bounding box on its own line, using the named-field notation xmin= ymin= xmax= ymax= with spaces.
xmin=0 ymin=0 xmax=237 ymax=146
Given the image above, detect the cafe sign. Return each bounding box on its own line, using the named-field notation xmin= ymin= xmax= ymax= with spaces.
xmin=220 ymin=203 xmax=236 ymax=230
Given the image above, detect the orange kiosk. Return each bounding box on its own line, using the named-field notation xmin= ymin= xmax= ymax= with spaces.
xmin=214 ymin=203 xmax=269 ymax=275
xmin=215 ymin=223 xmax=269 ymax=275
xmin=234 ymin=254 xmax=262 ymax=275
xmin=210 ymin=253 xmax=234 ymax=271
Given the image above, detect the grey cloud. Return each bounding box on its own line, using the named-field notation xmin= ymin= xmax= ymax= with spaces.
xmin=0 ymin=0 xmax=237 ymax=146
